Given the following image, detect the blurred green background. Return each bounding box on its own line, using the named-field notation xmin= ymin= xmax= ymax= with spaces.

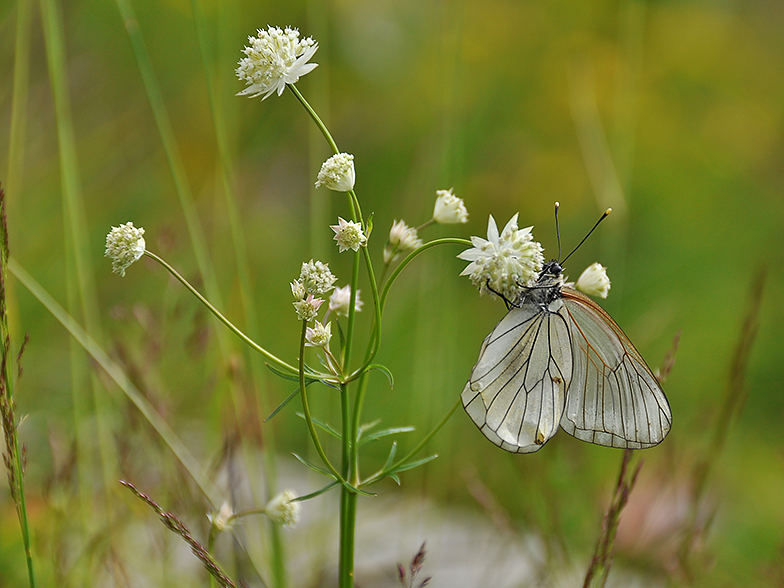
xmin=1 ymin=0 xmax=783 ymax=586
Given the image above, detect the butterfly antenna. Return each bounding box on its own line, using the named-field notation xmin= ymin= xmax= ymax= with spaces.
xmin=555 ymin=202 xmax=562 ymax=262
xmin=561 ymin=208 xmax=612 ymax=264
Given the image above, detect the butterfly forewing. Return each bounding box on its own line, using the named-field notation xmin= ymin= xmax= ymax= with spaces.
xmin=559 ymin=287 xmax=672 ymax=448
xmin=461 ymin=297 xmax=572 ymax=453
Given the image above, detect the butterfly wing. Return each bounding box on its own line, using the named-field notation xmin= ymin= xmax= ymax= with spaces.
xmin=462 ymin=299 xmax=573 ymax=453
xmin=559 ymin=287 xmax=672 ymax=448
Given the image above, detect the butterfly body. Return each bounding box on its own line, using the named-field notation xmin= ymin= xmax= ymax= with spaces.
xmin=462 ymin=260 xmax=672 ymax=453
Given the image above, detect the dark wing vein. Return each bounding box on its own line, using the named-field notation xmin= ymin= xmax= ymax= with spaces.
xmin=559 ymin=288 xmax=672 ymax=448
xmin=461 ymin=301 xmax=572 ymax=453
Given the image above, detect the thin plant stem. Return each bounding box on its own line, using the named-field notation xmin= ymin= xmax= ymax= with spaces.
xmin=338 ymin=488 xmax=357 ymax=588
xmin=347 ymin=237 xmax=470 ymax=380
xmin=289 ymin=84 xmax=339 ymax=154
xmin=40 ymin=0 xmax=120 ymax=542
xmin=6 ymin=0 xmax=32 ymax=198
xmin=583 ymin=449 xmax=642 ymax=588
xmin=143 ymin=251 xmax=300 ymax=375
xmin=9 ymin=259 xmax=225 ymax=508
xmin=362 ymin=395 xmax=462 ymax=487
xmin=190 ymin=4 xmax=286 ymax=584
xmin=380 ymin=238 xmax=470 ymax=312
xmin=297 ymin=321 xmax=348 ymax=486
xmin=342 ymin=248 xmax=361 ymax=370
xmin=0 ymin=190 xmax=35 ymax=588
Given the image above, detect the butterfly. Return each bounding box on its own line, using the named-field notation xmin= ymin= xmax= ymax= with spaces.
xmin=461 ymin=208 xmax=672 ymax=453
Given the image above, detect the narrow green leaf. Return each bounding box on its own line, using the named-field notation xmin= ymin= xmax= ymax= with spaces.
xmin=356 ymin=419 xmax=381 ymax=441
xmin=292 ymin=481 xmax=340 ymax=502
xmin=265 ymin=361 xmax=320 ymax=382
xmin=336 ymin=319 xmax=346 ymax=354
xmin=366 ymin=363 xmax=394 ymax=389
xmin=389 ymin=473 xmax=401 ymax=485
xmin=366 ymin=212 xmax=374 ymax=239
xmin=295 ymin=412 xmax=341 ymax=440
xmin=360 ymin=426 xmax=416 ymax=445
xmin=291 ymin=453 xmax=337 ymax=479
xmin=383 ymin=441 xmax=398 ymax=471
xmin=389 ymin=454 xmax=438 ymax=474
xmin=264 ymin=388 xmax=300 ymax=422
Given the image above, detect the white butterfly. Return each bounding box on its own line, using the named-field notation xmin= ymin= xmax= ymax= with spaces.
xmin=462 ymin=254 xmax=672 ymax=454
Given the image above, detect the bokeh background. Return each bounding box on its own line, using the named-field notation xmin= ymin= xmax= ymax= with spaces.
xmin=1 ymin=0 xmax=783 ymax=586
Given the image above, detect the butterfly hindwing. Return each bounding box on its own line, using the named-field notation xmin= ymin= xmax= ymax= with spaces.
xmin=461 ymin=298 xmax=572 ymax=453
xmin=559 ymin=287 xmax=672 ymax=448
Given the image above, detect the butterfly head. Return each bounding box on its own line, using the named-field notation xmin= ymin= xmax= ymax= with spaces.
xmin=536 ymin=260 xmax=565 ymax=290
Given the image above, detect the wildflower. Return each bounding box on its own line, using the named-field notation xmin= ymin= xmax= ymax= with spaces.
xmin=290 ymin=279 xmax=306 ymax=301
xmin=315 ymin=153 xmax=355 ymax=192
xmin=293 ymin=294 xmax=324 ymax=322
xmin=330 ymin=217 xmax=367 ymax=253
xmin=265 ymin=490 xmax=300 ymax=527
xmin=305 ymin=321 xmax=332 ymax=347
xmin=105 ymin=222 xmax=146 ymax=277
xmin=432 ymin=188 xmax=468 ymax=224
xmin=458 ymin=214 xmax=544 ymax=300
xmin=236 ymin=26 xmax=318 ymax=100
xmin=299 ymin=260 xmax=337 ymax=295
xmin=207 ymin=502 xmax=234 ymax=532
xmin=575 ymin=262 xmax=611 ymax=298
xmin=328 ymin=285 xmax=363 ymax=317
xmin=383 ymin=220 xmax=422 ymax=263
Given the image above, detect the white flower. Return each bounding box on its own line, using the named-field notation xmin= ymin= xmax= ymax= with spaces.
xmin=433 ymin=188 xmax=468 ymax=224
xmin=383 ymin=220 xmax=422 ymax=263
xmin=236 ymin=26 xmax=318 ymax=100
xmin=315 ymin=153 xmax=355 ymax=192
xmin=330 ymin=217 xmax=367 ymax=253
xmin=207 ymin=502 xmax=234 ymax=532
xmin=305 ymin=321 xmax=332 ymax=347
xmin=575 ymin=262 xmax=611 ymax=298
xmin=458 ymin=214 xmax=544 ymax=300
xmin=265 ymin=490 xmax=300 ymax=527
xmin=328 ymin=285 xmax=363 ymax=317
xmin=105 ymin=222 xmax=146 ymax=277
xmin=293 ymin=294 xmax=324 ymax=322
xmin=290 ymin=279 xmax=306 ymax=301
xmin=299 ymin=260 xmax=337 ymax=295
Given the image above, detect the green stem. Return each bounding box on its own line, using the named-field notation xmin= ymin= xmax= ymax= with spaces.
xmin=380 ymin=238 xmax=470 ymax=311
xmin=296 ymin=321 xmax=348 ymax=486
xmin=143 ymin=251 xmax=300 ymax=375
xmin=207 ymin=528 xmax=218 ymax=588
xmin=338 ymin=488 xmax=357 ymax=588
xmin=9 ymin=258 xmax=225 ymax=507
xmin=288 ymin=84 xmax=339 ymax=154
xmin=362 ymin=396 xmax=462 ymax=487
xmin=342 ymin=248 xmax=361 ymax=370
xmin=347 ymin=238 xmax=470 ymax=381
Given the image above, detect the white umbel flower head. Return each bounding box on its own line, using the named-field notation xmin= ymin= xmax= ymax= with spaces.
xmin=383 ymin=220 xmax=423 ymax=263
xmin=265 ymin=490 xmax=301 ymax=527
xmin=299 ymin=260 xmax=337 ymax=295
xmin=293 ymin=294 xmax=324 ymax=322
xmin=330 ymin=217 xmax=367 ymax=253
xmin=305 ymin=321 xmax=332 ymax=348
xmin=328 ymin=285 xmax=363 ymax=317
xmin=207 ymin=502 xmax=235 ymax=533
xmin=458 ymin=214 xmax=544 ymax=300
xmin=575 ymin=262 xmax=611 ymax=298
xmin=236 ymin=26 xmax=318 ymax=100
xmin=105 ymin=222 xmax=145 ymax=277
xmin=315 ymin=153 xmax=355 ymax=192
xmin=433 ymin=188 xmax=469 ymax=224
